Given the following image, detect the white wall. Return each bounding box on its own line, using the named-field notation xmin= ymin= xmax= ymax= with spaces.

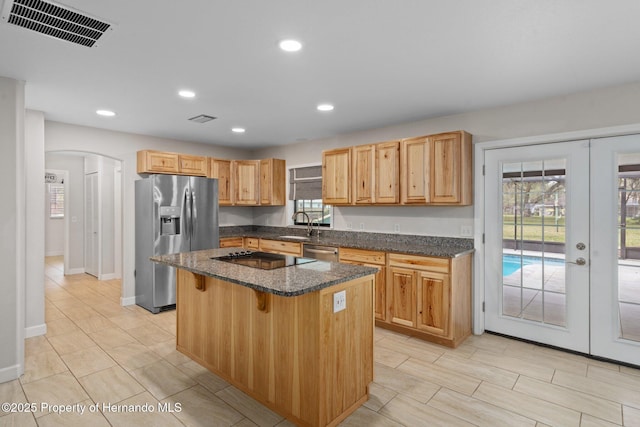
xmin=45 ymin=153 xmax=85 ymax=272
xmin=42 ymin=121 xmax=251 ymax=306
xmin=25 ymin=111 xmax=46 ymax=339
xmin=0 ymin=77 xmax=25 ymax=382
xmin=254 ymin=81 xmax=640 ymax=237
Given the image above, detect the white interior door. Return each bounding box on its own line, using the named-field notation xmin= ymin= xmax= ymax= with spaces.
xmin=591 ymin=135 xmax=640 ymax=365
xmin=84 ymin=173 xmax=99 ymax=277
xmin=484 ymin=140 xmax=590 ymax=352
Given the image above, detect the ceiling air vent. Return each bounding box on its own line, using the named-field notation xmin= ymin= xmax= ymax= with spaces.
xmin=1 ymin=0 xmax=112 ymax=47
xmin=188 ymin=115 xmax=217 ymax=124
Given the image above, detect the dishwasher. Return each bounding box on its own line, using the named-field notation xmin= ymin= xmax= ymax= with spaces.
xmin=303 ymin=243 xmax=339 ymax=262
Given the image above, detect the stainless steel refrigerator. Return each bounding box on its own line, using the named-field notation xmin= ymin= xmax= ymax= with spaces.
xmin=135 ymin=174 xmax=219 ymax=313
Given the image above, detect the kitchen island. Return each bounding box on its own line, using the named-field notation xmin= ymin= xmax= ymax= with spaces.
xmin=152 ymin=248 xmax=378 ymax=427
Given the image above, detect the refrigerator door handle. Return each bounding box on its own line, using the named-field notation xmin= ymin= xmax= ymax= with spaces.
xmin=185 ymin=188 xmax=192 ymax=240
xmin=191 ymin=191 xmax=196 ymax=241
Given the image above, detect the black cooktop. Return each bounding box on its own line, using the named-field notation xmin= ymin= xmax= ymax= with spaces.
xmin=212 ymin=251 xmax=317 ymax=270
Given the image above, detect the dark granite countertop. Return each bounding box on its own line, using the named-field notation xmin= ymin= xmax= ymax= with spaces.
xmin=220 ymin=226 xmax=474 ymax=258
xmin=151 ymin=247 xmax=379 ymax=297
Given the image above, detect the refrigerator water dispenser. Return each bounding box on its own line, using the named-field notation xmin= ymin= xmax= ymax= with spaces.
xmin=159 ymin=206 xmax=181 ymax=235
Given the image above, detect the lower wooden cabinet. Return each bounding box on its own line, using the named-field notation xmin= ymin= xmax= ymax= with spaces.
xmin=258 ymin=239 xmax=302 ymax=256
xmin=339 ymin=248 xmax=387 ymax=321
xmin=384 ymin=252 xmax=472 ymax=348
xmin=219 ymin=237 xmax=243 ymax=248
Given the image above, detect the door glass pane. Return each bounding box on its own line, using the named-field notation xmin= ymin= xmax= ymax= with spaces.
xmin=617 ymin=153 xmax=640 ymax=342
xmin=501 ymin=159 xmax=567 ymax=326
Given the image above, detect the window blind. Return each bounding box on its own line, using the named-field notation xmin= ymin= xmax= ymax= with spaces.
xmin=49 ymin=183 xmax=64 ymax=218
xmin=289 ymin=165 xmax=322 ymax=200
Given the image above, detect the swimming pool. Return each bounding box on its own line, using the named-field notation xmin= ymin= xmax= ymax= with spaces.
xmin=503 ymin=254 xmax=565 ymax=276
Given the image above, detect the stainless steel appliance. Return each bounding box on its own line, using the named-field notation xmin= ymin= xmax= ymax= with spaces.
xmin=303 ymin=243 xmax=339 ymax=262
xmin=212 ymin=251 xmax=316 ymax=270
xmin=135 ymin=174 xmax=219 ymax=313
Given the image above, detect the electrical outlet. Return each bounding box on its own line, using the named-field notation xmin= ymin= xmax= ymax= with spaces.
xmin=394 ymin=224 xmax=400 ymax=233
xmin=333 ymin=290 xmax=346 ymax=313
xmin=359 ymin=223 xmax=365 ymax=230
xmin=346 ymin=222 xmax=353 ymax=230
xmin=460 ymin=225 xmax=473 ymax=237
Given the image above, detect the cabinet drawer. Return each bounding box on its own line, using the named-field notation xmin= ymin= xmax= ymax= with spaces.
xmin=219 ymin=237 xmax=244 ymax=248
xmin=259 ymin=239 xmax=302 ymax=256
xmin=339 ymin=248 xmax=385 ymax=265
xmin=244 ymin=237 xmax=260 ymax=249
xmin=388 ymin=253 xmax=449 ymax=273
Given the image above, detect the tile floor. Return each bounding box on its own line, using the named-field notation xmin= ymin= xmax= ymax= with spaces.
xmin=1 ymin=256 xmax=640 ymax=426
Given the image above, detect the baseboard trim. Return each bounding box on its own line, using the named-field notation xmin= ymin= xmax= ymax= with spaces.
xmin=99 ymin=273 xmax=117 ymax=281
xmin=25 ymin=323 xmax=47 ymax=338
xmin=66 ymin=267 xmax=85 ymax=275
xmin=0 ymin=364 xmax=22 ymax=383
xmin=121 ymin=296 xmax=136 ymax=306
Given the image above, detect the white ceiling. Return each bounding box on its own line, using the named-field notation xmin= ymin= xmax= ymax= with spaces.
xmin=1 ymin=0 xmax=640 ymax=149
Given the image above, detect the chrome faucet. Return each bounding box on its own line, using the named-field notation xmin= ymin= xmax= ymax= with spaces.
xmin=292 ymin=211 xmax=312 ymax=236
xmin=311 ymin=218 xmax=321 ymax=238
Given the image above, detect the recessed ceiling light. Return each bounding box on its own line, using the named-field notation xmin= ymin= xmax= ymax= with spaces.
xmin=317 ymin=104 xmax=334 ymax=112
xmin=178 ymin=90 xmax=196 ymax=98
xmin=231 ymin=127 xmax=246 ymax=133
xmin=96 ymin=109 xmax=115 ymax=117
xmin=279 ymin=39 xmax=302 ymax=52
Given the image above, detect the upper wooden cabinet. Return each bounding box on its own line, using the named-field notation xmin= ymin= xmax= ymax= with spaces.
xmin=260 ymin=158 xmax=286 ymax=206
xmin=233 ymin=160 xmax=260 ymax=206
xmin=323 ymin=130 xmax=471 ymax=206
xmin=429 ymin=131 xmax=472 ymax=205
xmin=209 ymin=158 xmax=233 ymax=206
xmin=322 ymin=147 xmax=351 ymax=205
xmin=352 ymin=141 xmax=400 ymax=205
xmin=137 ymin=150 xmax=207 ymax=176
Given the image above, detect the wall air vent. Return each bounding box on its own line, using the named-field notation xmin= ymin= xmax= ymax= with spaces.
xmin=188 ymin=115 xmax=217 ymax=124
xmin=1 ymin=0 xmax=113 ymax=47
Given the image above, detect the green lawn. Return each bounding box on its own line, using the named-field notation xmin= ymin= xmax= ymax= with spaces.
xmin=502 ymin=215 xmax=640 ymax=246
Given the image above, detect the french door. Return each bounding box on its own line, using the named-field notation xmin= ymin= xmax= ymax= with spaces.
xmin=484 ymin=136 xmax=640 ymax=365
xmin=485 ymin=140 xmax=590 ymax=352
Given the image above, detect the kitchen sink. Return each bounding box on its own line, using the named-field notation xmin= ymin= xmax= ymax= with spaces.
xmin=278 ymin=235 xmax=310 ymax=241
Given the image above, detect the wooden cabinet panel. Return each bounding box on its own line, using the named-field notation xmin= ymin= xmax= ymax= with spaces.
xmin=234 ymin=160 xmax=260 ymax=205
xmin=210 ymin=158 xmax=233 ymax=205
xmin=388 ymin=267 xmax=416 ymax=327
xmin=219 ymin=237 xmax=244 ymax=248
xmin=417 ymin=271 xmax=450 ymax=336
xmin=339 ymin=248 xmax=386 ymax=321
xmin=322 ymin=148 xmax=351 ymax=204
xmin=388 ymin=253 xmax=449 ymax=273
xmin=259 ymin=239 xmax=302 ymax=256
xmin=179 ymin=154 xmax=208 ymax=176
xmin=429 ymin=131 xmax=472 ymax=205
xmin=244 ymin=237 xmax=260 ymax=249
xmin=260 ymin=158 xmax=286 ymax=206
xmin=353 ymin=145 xmax=375 ymax=204
xmin=137 ymin=150 xmax=179 ymax=174
xmin=401 ymin=136 xmax=429 ymax=204
xmin=339 ymin=247 xmax=385 ymax=265
xmin=375 ymin=141 xmax=400 ymax=204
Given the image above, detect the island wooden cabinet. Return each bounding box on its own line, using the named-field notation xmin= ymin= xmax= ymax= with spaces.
xmin=176 ymin=268 xmax=374 ymax=427
xmin=322 ymin=147 xmax=351 ymax=205
xmin=384 ymin=252 xmax=471 ymax=347
xmin=233 ymin=160 xmax=260 ymax=205
xmin=260 ymin=158 xmax=286 ymax=206
xmin=339 ymin=248 xmax=387 ymax=321
xmin=209 ymin=158 xmax=233 ymax=205
xmin=137 ymin=150 xmax=207 ymax=176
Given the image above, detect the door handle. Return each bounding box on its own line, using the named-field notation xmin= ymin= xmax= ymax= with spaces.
xmin=566 ymin=257 xmax=587 ymax=266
